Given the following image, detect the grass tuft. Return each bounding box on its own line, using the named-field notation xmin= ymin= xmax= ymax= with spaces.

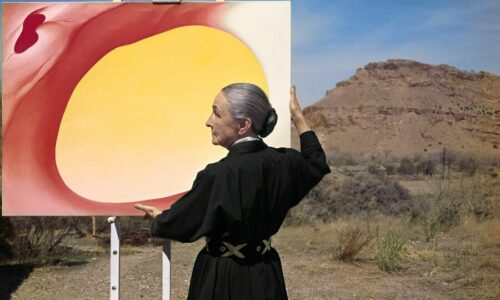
xmin=375 ymin=230 xmax=406 ymax=272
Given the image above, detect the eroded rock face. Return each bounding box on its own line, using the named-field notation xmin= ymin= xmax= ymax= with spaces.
xmin=301 ymin=59 xmax=500 ymax=157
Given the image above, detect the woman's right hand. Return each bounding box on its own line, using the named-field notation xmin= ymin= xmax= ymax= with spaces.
xmin=134 ymin=204 xmax=162 ymax=220
xmin=290 ymin=85 xmax=311 ymax=134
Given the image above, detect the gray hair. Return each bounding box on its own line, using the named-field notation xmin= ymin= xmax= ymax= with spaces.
xmin=222 ymin=83 xmax=278 ymax=138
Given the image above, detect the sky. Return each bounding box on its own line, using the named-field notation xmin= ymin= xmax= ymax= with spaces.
xmin=2 ymin=0 xmax=500 ymax=105
xmin=292 ymin=0 xmax=500 ymax=105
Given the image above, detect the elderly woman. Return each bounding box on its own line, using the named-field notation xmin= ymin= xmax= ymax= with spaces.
xmin=136 ymin=83 xmax=330 ymax=299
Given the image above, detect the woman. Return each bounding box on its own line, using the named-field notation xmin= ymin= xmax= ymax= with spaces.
xmin=135 ymin=83 xmax=330 ymax=299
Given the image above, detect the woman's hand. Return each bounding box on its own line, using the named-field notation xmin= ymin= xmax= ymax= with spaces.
xmin=289 ymin=85 xmax=302 ymax=117
xmin=134 ymin=204 xmax=162 ymax=220
xmin=290 ymin=86 xmax=311 ymax=134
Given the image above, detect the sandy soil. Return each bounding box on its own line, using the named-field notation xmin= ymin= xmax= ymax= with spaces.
xmin=2 ymin=227 xmax=460 ymax=300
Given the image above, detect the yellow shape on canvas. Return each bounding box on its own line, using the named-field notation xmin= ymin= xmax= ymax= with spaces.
xmin=56 ymin=25 xmax=268 ymax=203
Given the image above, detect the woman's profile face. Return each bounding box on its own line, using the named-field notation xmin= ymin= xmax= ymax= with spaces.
xmin=205 ymin=92 xmax=241 ymax=149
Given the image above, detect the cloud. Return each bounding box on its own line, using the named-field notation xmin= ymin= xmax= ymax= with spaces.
xmin=292 ymin=7 xmax=338 ymax=49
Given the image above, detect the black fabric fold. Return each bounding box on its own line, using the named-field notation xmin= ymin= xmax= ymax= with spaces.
xmin=151 ymin=130 xmax=330 ymax=299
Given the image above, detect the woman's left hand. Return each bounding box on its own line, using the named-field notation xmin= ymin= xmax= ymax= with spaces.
xmin=134 ymin=204 xmax=162 ymax=220
xmin=290 ymin=85 xmax=311 ymax=134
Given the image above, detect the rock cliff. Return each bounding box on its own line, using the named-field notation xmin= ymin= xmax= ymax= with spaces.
xmin=298 ymin=59 xmax=500 ymax=158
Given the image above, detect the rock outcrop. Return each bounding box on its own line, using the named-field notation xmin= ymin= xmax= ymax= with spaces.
xmin=298 ymin=59 xmax=500 ymax=158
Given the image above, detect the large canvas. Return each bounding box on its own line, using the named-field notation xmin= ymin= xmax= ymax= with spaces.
xmin=2 ymin=1 xmax=291 ymax=216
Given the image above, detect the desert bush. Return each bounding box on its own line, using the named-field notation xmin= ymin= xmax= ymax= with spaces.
xmin=95 ymin=217 xmax=153 ymax=247
xmin=10 ymin=217 xmax=80 ymax=259
xmin=289 ymin=173 xmax=415 ymax=223
xmin=291 ymin=178 xmax=339 ymax=221
xmin=437 ymin=202 xmax=461 ymax=228
xmin=367 ymin=164 xmax=378 ymax=175
xmin=92 ymin=216 xmax=150 ymax=233
xmin=284 ymin=201 xmax=315 ymax=226
xmin=417 ymin=159 xmax=437 ymax=176
xmin=435 ymin=150 xmax=500 ymax=175
xmin=401 ymin=206 xmax=440 ymax=243
xmin=384 ymin=164 xmax=397 ymax=175
xmin=334 ymin=223 xmax=373 ymax=261
xmin=326 ymin=149 xmax=359 ymax=166
xmin=375 ymin=230 xmax=406 ymax=272
xmin=457 ymin=156 xmax=477 ymax=176
xmin=481 ymin=153 xmax=500 ymax=167
xmin=404 ymin=173 xmax=497 ymax=244
xmin=0 ymin=201 xmax=15 ymax=262
xmin=420 ymin=215 xmax=439 ymax=242
xmin=397 ymin=158 xmax=416 ymax=175
xmin=97 ymin=228 xmax=153 ymax=248
xmin=334 ymin=173 xmax=413 ymax=216
xmin=435 ymin=174 xmax=496 ymax=220
xmin=119 ymin=216 xmax=150 ymax=231
xmin=0 ymin=217 xmax=15 ymax=263
xmin=434 ymin=147 xmax=454 ymax=179
xmin=409 ymin=182 xmax=462 ymax=239
xmin=458 ymin=176 xmax=495 ymax=221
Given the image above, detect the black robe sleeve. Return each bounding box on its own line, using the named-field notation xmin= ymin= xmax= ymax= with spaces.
xmin=150 ymin=167 xmax=221 ymax=243
xmin=151 ymin=130 xmax=330 ymax=242
xmin=287 ymin=131 xmax=331 ymax=207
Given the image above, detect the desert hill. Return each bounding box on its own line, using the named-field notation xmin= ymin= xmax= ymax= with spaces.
xmin=299 ymin=59 xmax=500 ymax=158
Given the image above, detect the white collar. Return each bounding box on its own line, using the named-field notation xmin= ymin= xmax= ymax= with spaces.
xmin=231 ymin=136 xmax=261 ymax=147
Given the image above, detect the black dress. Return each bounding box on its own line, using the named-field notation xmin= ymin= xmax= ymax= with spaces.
xmin=151 ymin=131 xmax=330 ymax=299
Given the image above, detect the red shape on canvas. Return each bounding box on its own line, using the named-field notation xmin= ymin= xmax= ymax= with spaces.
xmin=14 ymin=13 xmax=45 ymax=53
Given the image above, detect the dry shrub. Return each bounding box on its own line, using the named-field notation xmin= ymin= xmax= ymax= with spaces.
xmin=97 ymin=228 xmax=153 ymax=248
xmin=326 ymin=149 xmax=360 ymax=166
xmin=413 ymin=174 xmax=498 ymax=244
xmin=300 ymin=173 xmax=415 ymax=222
xmin=420 ymin=215 xmax=439 ymax=243
xmin=398 ymin=158 xmax=417 ymax=175
xmin=334 ymin=222 xmax=373 ymax=261
xmin=0 ymin=217 xmax=15 ymax=262
xmin=95 ymin=217 xmax=154 ymax=247
xmin=284 ymin=199 xmax=315 ymax=226
xmin=458 ymin=176 xmax=496 ymax=221
xmin=10 ymin=217 xmax=79 ymax=259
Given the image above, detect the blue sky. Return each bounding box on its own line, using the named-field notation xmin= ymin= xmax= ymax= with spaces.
xmin=2 ymin=0 xmax=499 ymax=105
xmin=293 ymin=0 xmax=500 ymax=105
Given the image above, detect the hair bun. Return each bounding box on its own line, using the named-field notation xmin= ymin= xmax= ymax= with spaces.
xmin=259 ymin=108 xmax=278 ymax=138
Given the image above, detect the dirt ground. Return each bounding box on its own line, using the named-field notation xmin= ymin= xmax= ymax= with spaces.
xmin=2 ymin=224 xmax=477 ymax=300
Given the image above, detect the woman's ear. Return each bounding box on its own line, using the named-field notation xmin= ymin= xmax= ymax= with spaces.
xmin=238 ymin=117 xmax=253 ymax=135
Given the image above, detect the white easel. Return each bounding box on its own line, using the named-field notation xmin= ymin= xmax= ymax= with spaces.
xmin=107 ymin=217 xmax=121 ymax=300
xmin=107 ymin=216 xmax=172 ymax=299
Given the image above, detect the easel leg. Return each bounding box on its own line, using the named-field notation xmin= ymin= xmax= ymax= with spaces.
xmin=163 ymin=239 xmax=171 ymax=300
xmin=108 ymin=217 xmax=120 ymax=300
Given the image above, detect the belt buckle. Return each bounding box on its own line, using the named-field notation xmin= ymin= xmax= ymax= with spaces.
xmin=261 ymin=238 xmax=271 ymax=254
xmin=205 ymin=237 xmax=272 ymax=258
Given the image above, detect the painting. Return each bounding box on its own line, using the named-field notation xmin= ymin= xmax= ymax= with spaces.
xmin=2 ymin=1 xmax=291 ymax=216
